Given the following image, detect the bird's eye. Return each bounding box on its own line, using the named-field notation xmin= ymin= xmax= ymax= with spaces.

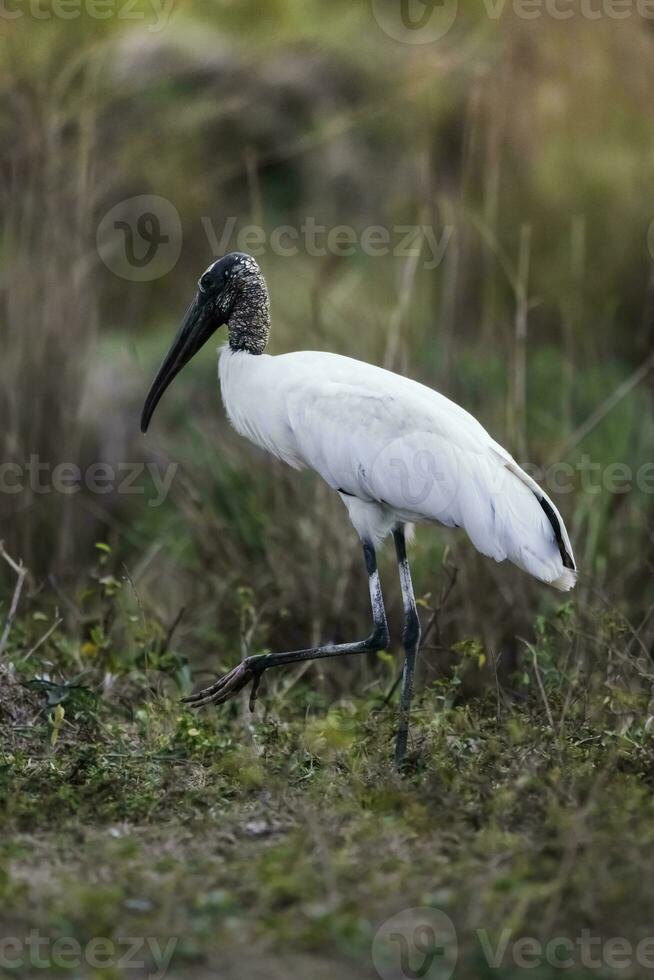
xmin=199 ymin=274 xmax=214 ymax=293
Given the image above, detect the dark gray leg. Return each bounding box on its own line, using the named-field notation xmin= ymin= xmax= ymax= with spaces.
xmin=393 ymin=525 xmax=421 ymax=767
xmin=183 ymin=540 xmax=390 ymax=709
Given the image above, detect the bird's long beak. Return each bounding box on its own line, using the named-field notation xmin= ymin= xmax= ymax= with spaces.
xmin=141 ymin=293 xmax=223 ymax=433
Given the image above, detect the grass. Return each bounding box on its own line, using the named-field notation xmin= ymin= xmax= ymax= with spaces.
xmin=2 ymin=576 xmax=654 ymax=979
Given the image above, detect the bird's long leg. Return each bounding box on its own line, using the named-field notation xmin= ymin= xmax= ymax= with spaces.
xmin=392 ymin=525 xmax=421 ymax=768
xmin=182 ymin=540 xmax=390 ymax=709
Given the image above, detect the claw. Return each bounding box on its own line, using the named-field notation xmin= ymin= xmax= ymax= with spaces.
xmin=181 ymin=673 xmax=231 ymax=704
xmin=181 ymin=657 xmax=265 ymax=710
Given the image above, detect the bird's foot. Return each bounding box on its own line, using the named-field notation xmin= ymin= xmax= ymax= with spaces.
xmin=181 ymin=655 xmax=266 ymax=711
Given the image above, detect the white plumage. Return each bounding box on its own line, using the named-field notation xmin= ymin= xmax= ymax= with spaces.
xmin=141 ymin=251 xmax=576 ymax=764
xmin=219 ymin=346 xmax=576 ymax=591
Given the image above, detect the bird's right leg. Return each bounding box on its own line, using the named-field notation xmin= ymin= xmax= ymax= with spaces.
xmin=392 ymin=524 xmax=422 ymax=768
xmin=182 ymin=540 xmax=390 ymax=709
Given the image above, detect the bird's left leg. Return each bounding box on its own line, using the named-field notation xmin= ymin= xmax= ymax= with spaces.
xmin=182 ymin=539 xmax=390 ymax=709
xmin=392 ymin=525 xmax=421 ymax=767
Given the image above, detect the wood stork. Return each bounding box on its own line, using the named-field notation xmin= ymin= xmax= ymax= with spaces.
xmin=141 ymin=252 xmax=576 ymax=766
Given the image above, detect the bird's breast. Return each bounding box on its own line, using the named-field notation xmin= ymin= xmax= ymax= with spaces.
xmin=217 ymin=346 xmax=303 ymax=469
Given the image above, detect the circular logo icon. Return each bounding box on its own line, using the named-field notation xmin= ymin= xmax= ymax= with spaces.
xmin=371 ymin=0 xmax=459 ymax=44
xmin=372 ymin=907 xmax=458 ymax=980
xmin=367 ymin=436 xmax=462 ymax=522
xmin=96 ymin=194 xmax=182 ymax=282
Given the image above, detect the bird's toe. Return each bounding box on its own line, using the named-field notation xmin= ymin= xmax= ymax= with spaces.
xmin=181 ymin=660 xmax=255 ymax=709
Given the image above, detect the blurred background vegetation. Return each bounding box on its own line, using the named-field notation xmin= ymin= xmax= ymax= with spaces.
xmin=1 ymin=0 xmax=653 ymax=693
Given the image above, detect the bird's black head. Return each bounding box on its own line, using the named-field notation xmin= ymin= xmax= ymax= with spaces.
xmin=196 ymin=251 xmax=247 ymax=318
xmin=140 ymin=252 xmax=269 ymax=433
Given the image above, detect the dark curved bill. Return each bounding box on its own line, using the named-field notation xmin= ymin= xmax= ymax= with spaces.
xmin=141 ymin=294 xmax=220 ymax=433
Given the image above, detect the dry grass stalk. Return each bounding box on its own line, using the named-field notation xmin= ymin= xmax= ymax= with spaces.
xmin=0 ymin=542 xmax=27 ymax=658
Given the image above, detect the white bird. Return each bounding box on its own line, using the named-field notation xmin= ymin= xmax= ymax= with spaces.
xmin=141 ymin=252 xmax=576 ymax=765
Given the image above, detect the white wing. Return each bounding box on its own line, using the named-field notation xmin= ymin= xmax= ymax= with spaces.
xmin=281 ymin=353 xmax=576 ymax=591
xmin=219 ymin=347 xmax=576 ymax=591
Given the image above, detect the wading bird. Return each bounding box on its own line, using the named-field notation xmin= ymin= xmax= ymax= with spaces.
xmin=141 ymin=252 xmax=576 ymax=766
